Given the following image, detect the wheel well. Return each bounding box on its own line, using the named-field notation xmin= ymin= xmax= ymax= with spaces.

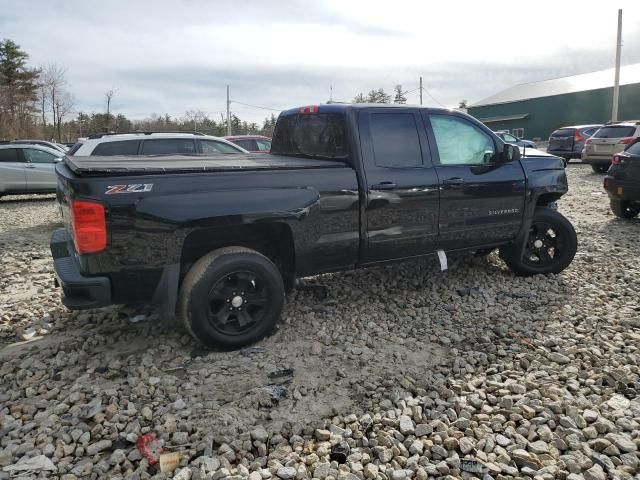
xmin=536 ymin=193 xmax=562 ymax=207
xmin=180 ymin=223 xmax=295 ymax=286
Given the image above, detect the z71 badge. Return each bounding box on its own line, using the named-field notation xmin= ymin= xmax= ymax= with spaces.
xmin=105 ymin=184 xmax=153 ymax=195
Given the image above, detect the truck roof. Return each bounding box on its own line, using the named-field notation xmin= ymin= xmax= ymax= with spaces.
xmin=279 ymin=103 xmax=452 ymax=116
xmin=63 ymin=153 xmax=345 ymax=176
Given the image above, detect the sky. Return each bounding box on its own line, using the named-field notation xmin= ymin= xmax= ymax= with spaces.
xmin=1 ymin=0 xmax=640 ymax=124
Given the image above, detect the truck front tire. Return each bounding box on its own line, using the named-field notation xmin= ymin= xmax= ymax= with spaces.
xmin=179 ymin=246 xmax=284 ymax=349
xmin=500 ymin=208 xmax=577 ymax=276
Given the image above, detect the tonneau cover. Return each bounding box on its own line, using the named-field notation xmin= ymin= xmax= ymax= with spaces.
xmin=64 ymin=153 xmax=346 ymax=176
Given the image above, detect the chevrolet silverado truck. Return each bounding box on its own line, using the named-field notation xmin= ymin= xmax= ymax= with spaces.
xmin=50 ymin=104 xmax=577 ymax=348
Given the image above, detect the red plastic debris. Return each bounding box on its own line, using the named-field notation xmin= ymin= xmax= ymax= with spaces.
xmin=137 ymin=433 xmax=163 ymax=465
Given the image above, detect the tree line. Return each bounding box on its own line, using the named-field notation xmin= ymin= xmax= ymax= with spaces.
xmin=1 ymin=38 xmax=463 ymax=143
xmin=0 ymin=39 xmax=278 ymax=142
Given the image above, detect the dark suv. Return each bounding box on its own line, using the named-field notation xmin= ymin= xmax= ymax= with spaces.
xmin=547 ymin=125 xmax=601 ymax=161
xmin=604 ymin=140 xmax=640 ymax=218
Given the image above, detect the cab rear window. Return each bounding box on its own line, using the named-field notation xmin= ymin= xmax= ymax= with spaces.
xmin=271 ymin=113 xmax=348 ymax=160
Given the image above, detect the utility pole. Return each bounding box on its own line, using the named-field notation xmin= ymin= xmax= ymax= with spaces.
xmin=226 ymin=85 xmax=232 ymax=136
xmin=612 ymin=9 xmax=622 ymax=122
xmin=419 ymin=76 xmax=423 ymax=105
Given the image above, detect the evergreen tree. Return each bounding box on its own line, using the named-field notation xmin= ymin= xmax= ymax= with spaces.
xmin=352 ymin=93 xmax=367 ymax=103
xmin=366 ymin=88 xmax=391 ymax=104
xmin=0 ymin=39 xmax=40 ymax=138
xmin=393 ymin=85 xmax=407 ymax=104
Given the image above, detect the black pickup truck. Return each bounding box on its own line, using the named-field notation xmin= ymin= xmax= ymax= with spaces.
xmin=51 ymin=104 xmax=577 ymax=348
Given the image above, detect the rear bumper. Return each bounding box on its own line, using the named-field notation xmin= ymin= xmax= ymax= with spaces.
xmin=50 ymin=228 xmax=112 ymax=309
xmin=581 ymin=153 xmax=612 ymax=165
xmin=604 ymin=176 xmax=640 ymax=202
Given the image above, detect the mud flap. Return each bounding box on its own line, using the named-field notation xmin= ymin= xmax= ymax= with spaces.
xmin=151 ymin=263 xmax=181 ymax=323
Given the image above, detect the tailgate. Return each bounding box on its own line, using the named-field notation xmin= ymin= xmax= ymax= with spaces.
xmin=55 ymin=164 xmax=75 ymax=236
xmin=548 ymin=136 xmax=574 ymax=151
xmin=591 ymin=138 xmax=618 ymax=155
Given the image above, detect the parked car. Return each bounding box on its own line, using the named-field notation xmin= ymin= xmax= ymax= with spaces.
xmin=50 ymin=104 xmax=576 ymax=349
xmin=495 ymin=131 xmax=536 ymax=149
xmin=0 ymin=144 xmax=64 ymax=198
xmin=603 ymin=139 xmax=640 ymax=218
xmin=9 ymin=139 xmax=68 ymax=153
xmin=224 ymin=135 xmax=272 ymax=153
xmin=547 ymin=125 xmax=601 ymax=162
xmin=69 ymin=132 xmax=248 ymax=156
xmin=582 ymin=121 xmax=640 ymax=173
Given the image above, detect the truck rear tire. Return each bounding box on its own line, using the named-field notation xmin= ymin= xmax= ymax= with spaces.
xmin=610 ymin=199 xmax=640 ymax=219
xmin=591 ymin=164 xmax=608 ymax=173
xmin=500 ymin=208 xmax=577 ymax=276
xmin=179 ymin=246 xmax=284 ymax=349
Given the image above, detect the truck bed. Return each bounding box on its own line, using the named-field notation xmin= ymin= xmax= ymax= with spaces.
xmin=64 ymin=153 xmax=346 ymax=176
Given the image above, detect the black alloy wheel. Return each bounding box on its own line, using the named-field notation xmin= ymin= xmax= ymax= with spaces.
xmin=207 ymin=271 xmax=269 ymax=336
xmin=522 ymin=221 xmax=563 ymax=268
xmin=501 ymin=208 xmax=577 ymax=276
xmin=179 ymin=246 xmax=284 ymax=349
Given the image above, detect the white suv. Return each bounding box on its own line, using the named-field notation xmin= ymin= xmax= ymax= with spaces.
xmin=69 ymin=132 xmax=249 ymax=156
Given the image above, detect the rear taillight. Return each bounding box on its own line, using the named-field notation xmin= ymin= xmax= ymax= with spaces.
xmin=586 ymin=139 xmax=593 ymax=145
xmin=574 ymin=131 xmax=584 ymax=143
xmin=618 ymin=137 xmax=634 ymax=144
xmin=71 ymin=200 xmax=106 ymax=254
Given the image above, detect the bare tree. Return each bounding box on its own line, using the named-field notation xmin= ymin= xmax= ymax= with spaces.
xmin=54 ymin=91 xmax=74 ymax=142
xmin=41 ymin=64 xmax=67 ymax=139
xmin=105 ymin=89 xmax=115 ymax=115
xmin=184 ymin=109 xmax=206 ymax=131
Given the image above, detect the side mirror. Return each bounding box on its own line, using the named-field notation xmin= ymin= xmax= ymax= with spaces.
xmin=503 ymin=143 xmax=521 ymax=162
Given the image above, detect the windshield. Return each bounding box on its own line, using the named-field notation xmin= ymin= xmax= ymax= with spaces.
xmin=593 ymin=126 xmax=636 ymax=138
xmin=271 ymin=113 xmax=349 ymax=160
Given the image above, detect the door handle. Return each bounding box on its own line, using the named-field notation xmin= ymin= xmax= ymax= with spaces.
xmin=442 ymin=177 xmax=464 ymax=186
xmin=371 ymin=182 xmax=397 ymax=190
xmin=25 ymin=164 xmax=36 ymax=169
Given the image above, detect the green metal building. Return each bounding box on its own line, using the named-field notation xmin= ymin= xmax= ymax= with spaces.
xmin=468 ymin=63 xmax=640 ymax=140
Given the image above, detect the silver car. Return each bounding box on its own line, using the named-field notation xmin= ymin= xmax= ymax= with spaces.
xmin=0 ymin=144 xmax=64 ymax=198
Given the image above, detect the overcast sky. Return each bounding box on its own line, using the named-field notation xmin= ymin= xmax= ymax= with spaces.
xmin=2 ymin=0 xmax=640 ymax=123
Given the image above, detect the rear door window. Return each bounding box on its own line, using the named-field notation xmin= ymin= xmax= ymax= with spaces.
xmin=23 ymin=149 xmax=58 ymax=163
xmin=200 ymin=140 xmax=242 ymax=153
xmin=370 ymin=113 xmax=423 ymax=167
xmin=593 ymin=126 xmax=636 ymax=138
xmin=92 ymin=140 xmax=140 ymax=156
xmin=582 ymin=128 xmax=598 ymax=137
xmin=255 ymin=139 xmax=271 ymax=151
xmin=231 ymin=139 xmax=256 ymax=151
xmin=0 ymin=148 xmax=22 ymax=162
xmin=141 ymin=139 xmax=196 ymax=155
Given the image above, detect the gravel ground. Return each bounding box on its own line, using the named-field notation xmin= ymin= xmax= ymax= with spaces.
xmin=0 ymin=165 xmax=638 ymax=480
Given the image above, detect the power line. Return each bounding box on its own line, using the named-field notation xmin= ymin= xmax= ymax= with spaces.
xmin=230 ymin=100 xmax=283 ymax=111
